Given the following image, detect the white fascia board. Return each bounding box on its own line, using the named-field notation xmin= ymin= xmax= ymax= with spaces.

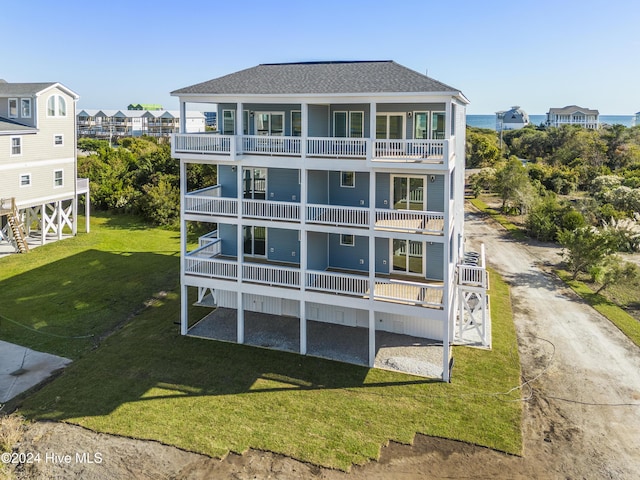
xmin=34 ymin=83 xmax=80 ymax=100
xmin=174 ymin=91 xmax=466 ymax=105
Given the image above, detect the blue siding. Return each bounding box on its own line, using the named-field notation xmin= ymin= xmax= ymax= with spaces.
xmin=307 ymin=232 xmax=328 ymax=270
xmin=308 ymin=105 xmax=329 ymax=137
xmin=375 ymin=237 xmax=389 ymax=274
xmin=267 ymin=228 xmax=299 ymax=263
xmin=219 ymin=223 xmax=237 ymax=256
xmin=426 ymin=242 xmax=444 ymax=280
xmin=328 ymin=171 xmax=369 ymax=207
xmin=308 ymin=170 xmax=328 ymax=204
xmin=218 ymin=165 xmax=237 ymax=197
xmin=328 ymin=234 xmax=368 ymax=271
xmin=375 ymin=173 xmax=390 ymax=208
xmin=268 ymin=168 xmax=300 ymax=202
xmin=427 ymin=175 xmax=445 ymax=211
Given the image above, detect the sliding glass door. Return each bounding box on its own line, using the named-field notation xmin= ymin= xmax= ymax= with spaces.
xmin=244 ymin=226 xmax=266 ymax=257
xmin=255 ymin=112 xmax=284 ymax=136
xmin=376 ymin=114 xmax=404 ymax=139
xmin=392 ymin=239 xmax=423 ymax=275
xmin=392 ymin=176 xmax=425 ymax=211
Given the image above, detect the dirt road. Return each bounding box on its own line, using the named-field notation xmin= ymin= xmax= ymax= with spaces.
xmin=8 ymin=207 xmax=640 ymax=479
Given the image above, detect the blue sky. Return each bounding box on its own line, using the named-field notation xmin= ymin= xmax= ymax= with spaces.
xmin=2 ymin=0 xmax=639 ymax=114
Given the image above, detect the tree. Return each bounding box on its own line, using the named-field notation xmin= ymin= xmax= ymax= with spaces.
xmin=589 ymin=255 xmax=640 ymax=294
xmin=494 ymin=157 xmax=536 ymax=213
xmin=558 ymin=227 xmax=618 ymax=279
xmin=466 ymin=128 xmax=502 ymax=168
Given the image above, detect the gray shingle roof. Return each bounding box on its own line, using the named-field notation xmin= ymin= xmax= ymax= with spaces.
xmin=172 ymin=61 xmax=461 ymax=96
xmin=547 ymin=105 xmax=599 ymax=115
xmin=0 ymin=116 xmax=37 ymax=134
xmin=0 ymin=82 xmax=57 ymax=96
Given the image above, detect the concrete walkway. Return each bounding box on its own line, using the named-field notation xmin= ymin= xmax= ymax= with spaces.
xmin=0 ymin=340 xmax=71 ymax=403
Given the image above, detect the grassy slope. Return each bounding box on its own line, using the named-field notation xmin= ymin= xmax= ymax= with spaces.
xmin=6 ymin=216 xmax=522 ymax=470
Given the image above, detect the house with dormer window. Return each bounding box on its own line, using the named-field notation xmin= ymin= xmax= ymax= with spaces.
xmin=0 ymin=80 xmax=89 ymax=253
xmin=170 ymin=61 xmax=488 ymax=380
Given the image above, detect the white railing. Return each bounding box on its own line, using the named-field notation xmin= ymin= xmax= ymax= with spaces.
xmin=243 ymin=200 xmax=300 ymax=221
xmin=173 ymin=133 xmax=233 ymax=154
xmin=307 ymin=137 xmax=368 ymax=158
xmin=373 ymin=139 xmax=445 ymax=161
xmin=189 ymin=185 xmax=221 ymax=197
xmin=458 ymin=265 xmax=487 ymax=288
xmin=306 ymin=271 xmax=370 ymax=296
xmin=189 ymin=237 xmax=222 ymax=257
xmin=374 ymin=279 xmax=444 ymax=308
xmin=242 ymin=135 xmax=301 ymax=155
xmin=184 ymin=195 xmax=237 ymax=216
xmin=184 ymin=257 xmax=237 ymax=280
xmin=198 ymin=230 xmax=218 ymax=248
xmin=375 ymin=209 xmax=444 ymax=234
xmin=306 ymin=204 xmax=369 ymax=227
xmin=243 ymin=263 xmax=300 ymax=287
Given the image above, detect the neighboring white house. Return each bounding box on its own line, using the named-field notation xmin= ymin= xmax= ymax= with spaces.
xmin=546 ymin=105 xmax=599 ymax=129
xmin=0 ymin=80 xmax=89 ymax=253
xmin=634 ymin=112 xmax=640 ymax=127
xmin=170 ymin=61 xmax=489 ymax=381
xmin=77 ymin=109 xmax=205 ymax=139
xmin=496 ymin=106 xmax=530 ymax=132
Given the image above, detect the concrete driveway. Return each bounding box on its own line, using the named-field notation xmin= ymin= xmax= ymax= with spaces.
xmin=0 ymin=340 xmax=70 ymax=404
xmin=465 ymin=206 xmax=640 ymax=478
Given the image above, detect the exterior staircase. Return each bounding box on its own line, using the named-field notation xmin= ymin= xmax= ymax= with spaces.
xmin=5 ymin=199 xmax=29 ymax=253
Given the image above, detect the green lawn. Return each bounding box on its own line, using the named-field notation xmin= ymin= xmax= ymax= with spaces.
xmin=469 ymin=198 xmax=528 ymax=240
xmin=4 ymin=215 xmax=522 ymax=470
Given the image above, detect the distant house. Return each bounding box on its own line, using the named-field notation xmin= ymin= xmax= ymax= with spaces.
xmin=634 ymin=112 xmax=640 ymax=127
xmin=0 ymin=80 xmax=89 ymax=253
xmin=204 ymin=111 xmax=217 ymax=128
xmin=128 ymin=103 xmax=163 ymax=111
xmin=77 ymin=109 xmax=205 ymax=139
xmin=170 ymin=60 xmax=490 ymax=381
xmin=496 ymin=106 xmax=530 ymax=132
xmin=546 ymin=105 xmax=599 ymax=129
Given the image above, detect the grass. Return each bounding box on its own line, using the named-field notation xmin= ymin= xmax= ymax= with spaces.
xmin=3 ymin=215 xmax=522 ymax=470
xmin=468 ymin=198 xmax=528 ymax=240
xmin=556 ymin=269 xmax=640 ymax=347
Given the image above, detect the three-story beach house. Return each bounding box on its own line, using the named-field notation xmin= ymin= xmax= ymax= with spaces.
xmin=0 ymin=80 xmax=89 ymax=253
xmin=171 ymin=61 xmax=488 ymax=381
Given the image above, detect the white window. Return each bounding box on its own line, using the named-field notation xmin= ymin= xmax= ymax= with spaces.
xmin=8 ymin=98 xmax=18 ymax=118
xmin=21 ymin=98 xmax=31 ymax=118
xmin=20 ymin=173 xmax=31 ymax=187
xmin=333 ymin=111 xmax=364 ymax=138
xmin=54 ymin=134 xmax=64 ymax=146
xmin=340 ymin=171 xmax=355 ymax=188
xmin=47 ymin=95 xmax=67 ymax=117
xmin=54 ymin=169 xmax=63 ymax=187
xmin=222 ymin=110 xmax=235 ymax=134
xmin=11 ymin=137 xmax=21 ymax=155
xmin=340 ymin=234 xmax=355 ymax=246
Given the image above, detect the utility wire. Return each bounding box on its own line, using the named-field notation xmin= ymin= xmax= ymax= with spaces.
xmin=0 ymin=313 xmax=94 ymax=339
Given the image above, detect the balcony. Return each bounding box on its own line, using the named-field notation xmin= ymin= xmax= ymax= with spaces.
xmin=184 ymin=190 xmax=445 ymax=235
xmin=184 ymin=250 xmax=444 ymax=310
xmin=173 ymin=133 xmax=448 ymax=164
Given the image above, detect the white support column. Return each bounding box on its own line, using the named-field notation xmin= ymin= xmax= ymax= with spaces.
xmin=180 ymin=158 xmax=188 ymax=335
xmin=57 ymin=201 xmax=63 ymax=240
xmin=236 ymin=160 xmax=245 ymax=344
xmin=301 ymin=102 xmax=308 ymax=158
xmin=368 ymin=164 xmax=377 ymax=367
xmin=40 ymin=203 xmax=46 ymax=245
xmin=236 ymin=102 xmax=243 ymax=157
xmin=300 ymin=165 xmax=308 ymax=355
xmin=72 ymin=196 xmax=77 ymax=236
xmin=85 ymin=193 xmax=90 ymax=233
xmin=369 ymin=102 xmax=377 ymax=162
xmin=179 ymin=101 xmax=187 ymax=133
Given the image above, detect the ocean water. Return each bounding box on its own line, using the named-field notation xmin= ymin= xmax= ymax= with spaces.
xmin=467 ymin=114 xmax=634 ymax=130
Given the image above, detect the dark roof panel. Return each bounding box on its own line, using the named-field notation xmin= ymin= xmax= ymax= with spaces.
xmin=172 ymin=61 xmax=461 ymax=96
xmin=0 ymin=116 xmax=37 ymax=133
xmin=0 ymin=82 xmax=57 ymax=96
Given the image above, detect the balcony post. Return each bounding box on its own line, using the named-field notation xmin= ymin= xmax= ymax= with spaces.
xmin=179 ymin=101 xmax=186 ymax=134
xmin=236 ymin=102 xmax=243 ymax=156
xmin=180 ymin=158 xmax=188 ymax=335
xmin=369 ymin=101 xmax=377 ymax=161
xmin=368 ymin=168 xmax=377 ymax=367
xmin=301 ymin=102 xmax=308 ymax=158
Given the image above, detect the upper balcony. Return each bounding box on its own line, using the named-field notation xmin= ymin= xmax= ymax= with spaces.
xmin=173 ymin=134 xmax=450 ymax=166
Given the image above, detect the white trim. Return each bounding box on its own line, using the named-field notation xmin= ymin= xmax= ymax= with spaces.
xmin=53 ymin=169 xmax=64 ymax=188
xmin=53 ymin=134 xmax=64 ymax=146
xmin=340 ymin=171 xmax=355 ymax=188
xmin=340 ymin=234 xmax=355 ymax=246
xmin=10 ymin=136 xmax=22 ymax=156
xmin=8 ymin=98 xmax=18 ymax=118
xmin=0 ymin=157 xmax=74 ymax=171
xmin=19 ymin=173 xmax=32 ymax=187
